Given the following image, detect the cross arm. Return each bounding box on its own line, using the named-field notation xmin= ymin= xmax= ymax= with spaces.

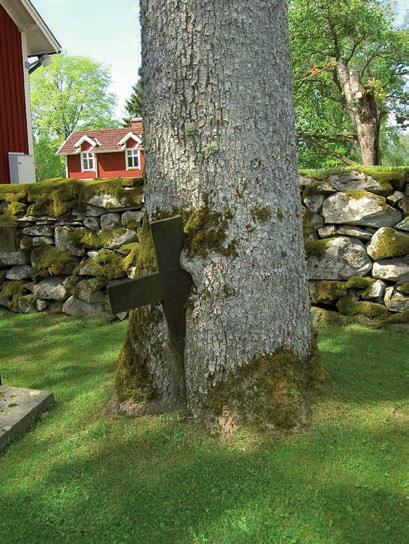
xmin=107 ymin=273 xmax=162 ymax=315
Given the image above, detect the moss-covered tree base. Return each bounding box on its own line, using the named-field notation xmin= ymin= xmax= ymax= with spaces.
xmin=196 ymin=339 xmax=326 ymax=434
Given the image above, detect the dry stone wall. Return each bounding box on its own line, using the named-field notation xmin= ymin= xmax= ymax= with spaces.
xmin=302 ymin=169 xmax=409 ymax=322
xmin=0 ymin=169 xmax=408 ymax=324
xmin=0 ymin=178 xmax=144 ymax=320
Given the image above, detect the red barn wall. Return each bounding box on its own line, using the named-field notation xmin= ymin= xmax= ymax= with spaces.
xmin=0 ymin=6 xmax=29 ymax=184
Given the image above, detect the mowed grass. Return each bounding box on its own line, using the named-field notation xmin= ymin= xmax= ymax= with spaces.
xmin=0 ymin=310 xmax=408 ymax=544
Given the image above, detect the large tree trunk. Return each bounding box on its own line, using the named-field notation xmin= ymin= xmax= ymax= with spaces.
xmin=336 ymin=60 xmax=381 ymax=165
xmin=117 ymin=0 xmax=317 ymax=430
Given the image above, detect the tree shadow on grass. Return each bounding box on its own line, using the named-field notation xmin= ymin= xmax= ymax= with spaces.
xmin=0 ymin=417 xmax=408 ymax=544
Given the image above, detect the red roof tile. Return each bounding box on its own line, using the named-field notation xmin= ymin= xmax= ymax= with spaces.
xmin=57 ymin=119 xmax=143 ymax=155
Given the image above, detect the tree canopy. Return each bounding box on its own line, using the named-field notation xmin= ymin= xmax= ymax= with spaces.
xmin=31 ymin=54 xmax=117 ymax=180
xmin=290 ymin=0 xmax=409 ymax=168
xmin=122 ymin=69 xmax=143 ymax=127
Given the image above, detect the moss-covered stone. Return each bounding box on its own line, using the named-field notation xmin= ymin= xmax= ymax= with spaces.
xmin=27 ymin=178 xmax=82 ymax=217
xmin=309 ymin=280 xmax=347 ymax=305
xmin=70 ymin=227 xmax=135 ymax=250
xmin=337 ymin=296 xmax=390 ymax=319
xmin=78 ymin=250 xmax=125 ymax=280
xmin=300 ymin=166 xmax=408 ymax=183
xmin=302 ymin=181 xmax=335 ymax=198
xmin=1 ymin=280 xmax=25 ymax=298
xmin=31 ymin=246 xmax=78 ymax=277
xmin=80 ymin=177 xmax=144 ymax=209
xmin=19 ymin=236 xmax=33 ymax=250
xmin=345 ymin=276 xmax=376 ymax=289
xmin=367 ymin=227 xmax=409 ymax=261
xmin=2 ymin=177 xmax=144 ymax=219
xmin=397 ymin=283 xmax=409 ymax=295
xmin=0 ymin=184 xmax=28 ymax=204
xmin=309 ymin=277 xmax=376 ymax=305
xmin=202 ymin=338 xmax=326 ymax=432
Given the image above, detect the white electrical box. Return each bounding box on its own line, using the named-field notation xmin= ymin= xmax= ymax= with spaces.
xmin=8 ymin=153 xmax=36 ymax=184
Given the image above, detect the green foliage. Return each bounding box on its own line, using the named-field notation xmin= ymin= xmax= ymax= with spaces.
xmin=381 ymin=128 xmax=409 ymax=166
xmin=290 ymin=0 xmax=409 ymax=167
xmin=122 ymin=69 xmax=143 ymax=127
xmin=31 ymin=53 xmax=117 ymax=180
xmin=33 ymin=135 xmax=65 ymax=181
xmin=1 ymin=312 xmax=409 ymax=543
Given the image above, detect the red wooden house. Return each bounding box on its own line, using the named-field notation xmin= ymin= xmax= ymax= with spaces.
xmin=57 ymin=119 xmax=144 ymax=179
xmin=0 ymin=0 xmax=61 ymax=184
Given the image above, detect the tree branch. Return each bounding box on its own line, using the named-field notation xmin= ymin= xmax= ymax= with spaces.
xmin=300 ymin=133 xmax=359 ymax=165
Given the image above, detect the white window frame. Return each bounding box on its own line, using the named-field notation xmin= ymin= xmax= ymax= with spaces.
xmin=80 ymin=151 xmax=95 ymax=172
xmin=126 ymin=148 xmax=140 ymax=170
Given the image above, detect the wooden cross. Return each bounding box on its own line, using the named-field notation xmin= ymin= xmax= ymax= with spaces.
xmin=107 ymin=216 xmax=192 ymax=387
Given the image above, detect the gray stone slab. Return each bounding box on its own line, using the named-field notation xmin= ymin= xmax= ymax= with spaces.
xmin=0 ymin=386 xmax=54 ymax=453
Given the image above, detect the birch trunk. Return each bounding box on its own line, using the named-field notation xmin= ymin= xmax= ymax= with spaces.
xmin=118 ymin=0 xmax=316 ymax=429
xmin=336 ymin=61 xmax=381 ymax=165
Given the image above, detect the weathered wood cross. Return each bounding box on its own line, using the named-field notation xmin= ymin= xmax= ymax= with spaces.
xmin=107 ymin=215 xmax=192 ymax=361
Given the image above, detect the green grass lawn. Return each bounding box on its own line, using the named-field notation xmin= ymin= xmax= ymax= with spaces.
xmin=0 ymin=310 xmax=408 ymax=544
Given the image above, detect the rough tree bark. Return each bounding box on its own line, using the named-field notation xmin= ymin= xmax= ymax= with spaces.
xmin=336 ymin=60 xmax=381 ymax=165
xmin=117 ymin=0 xmax=319 ymax=430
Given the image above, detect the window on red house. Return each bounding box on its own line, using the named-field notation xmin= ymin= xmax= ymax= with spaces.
xmin=126 ymin=148 xmax=140 ymax=169
xmin=81 ymin=152 xmax=95 ymax=172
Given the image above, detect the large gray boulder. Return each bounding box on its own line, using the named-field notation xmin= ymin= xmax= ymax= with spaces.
xmin=372 ymin=257 xmax=409 ymax=282
xmin=62 ymin=295 xmax=113 ymax=320
xmin=307 ymin=236 xmax=372 ymax=280
xmin=328 ymin=171 xmax=392 ymax=195
xmin=33 ymin=277 xmax=68 ymax=301
xmin=322 ymin=191 xmax=401 ymax=228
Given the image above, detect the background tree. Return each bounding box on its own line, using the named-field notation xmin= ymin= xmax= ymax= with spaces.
xmin=290 ymin=0 xmax=409 ymax=167
xmin=122 ymin=68 xmax=143 ymax=127
xmin=116 ymin=0 xmax=318 ymax=430
xmin=31 ymin=54 xmax=117 ymax=180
